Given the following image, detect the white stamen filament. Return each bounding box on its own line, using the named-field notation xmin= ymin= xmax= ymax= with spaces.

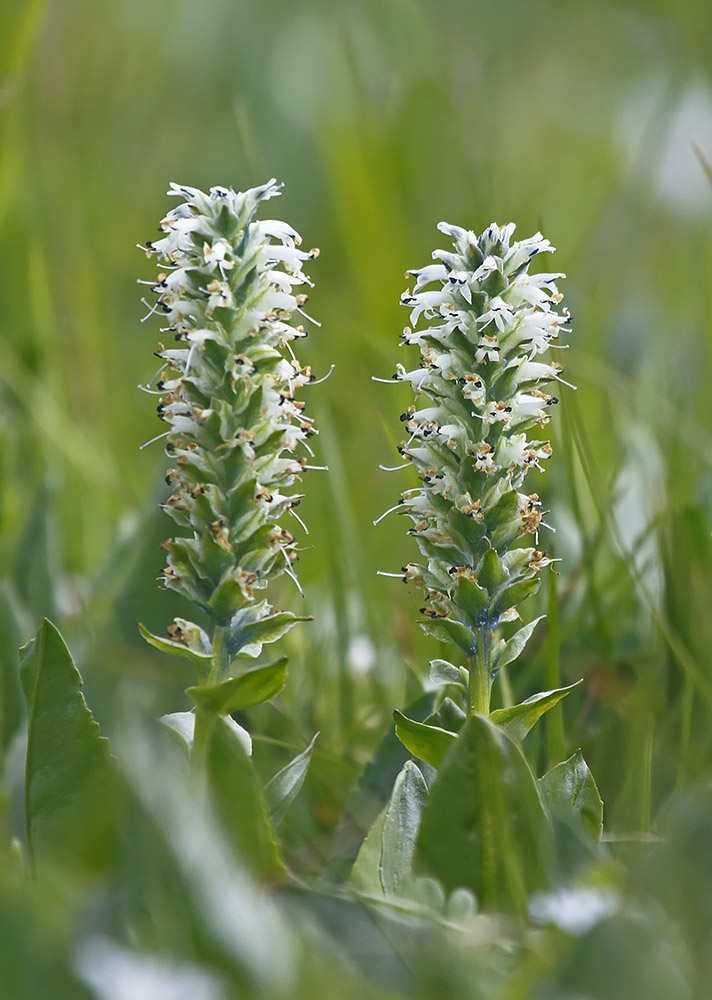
xmin=139 ymin=430 xmax=170 ymax=450
xmin=373 ymin=503 xmax=403 ymax=526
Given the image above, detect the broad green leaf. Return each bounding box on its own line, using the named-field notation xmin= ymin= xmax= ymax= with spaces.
xmin=225 ymin=603 xmax=312 ymax=661
xmin=416 ymin=714 xmax=552 ymax=912
xmin=491 ymin=576 xmax=541 ymax=618
xmin=333 ymin=691 xmax=439 ymax=883
xmin=187 ymin=658 xmax=287 ymax=713
xmin=477 ymin=548 xmax=508 ymax=592
xmin=265 ymin=732 xmax=319 ymax=826
xmin=489 ymin=681 xmax=581 ymax=742
xmin=452 ymin=575 xmax=488 ymax=626
xmin=429 ymin=659 xmax=465 ymax=687
xmin=139 ymin=622 xmax=212 ymax=673
xmin=427 ymin=697 xmax=466 ymax=734
xmin=381 ymin=761 xmax=428 ymax=895
xmin=348 ymin=806 xmax=387 ymax=894
xmin=206 ymin=716 xmax=285 ymax=880
xmin=394 ymin=710 xmax=456 ymax=769
xmin=485 ymin=489 xmax=518 ymax=533
xmin=538 ymin=751 xmax=604 ymax=842
xmin=20 ymin=619 xmax=116 ymax=871
xmin=419 ymin=618 xmax=476 ymax=656
xmin=494 ymin=615 xmax=546 ymax=671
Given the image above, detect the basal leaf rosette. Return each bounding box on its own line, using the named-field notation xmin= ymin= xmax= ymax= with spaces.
xmin=138 ymin=180 xmax=321 ymax=684
xmin=377 ymin=221 xmax=573 ymax=718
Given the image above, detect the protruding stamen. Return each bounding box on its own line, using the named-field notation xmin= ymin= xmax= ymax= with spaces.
xmin=139 ymin=430 xmax=170 ymax=450
xmin=373 ymin=502 xmax=403 ymax=526
xmin=305 ymin=364 xmax=335 ymax=386
xmin=281 ymin=548 xmax=304 ymax=597
xmin=289 ymin=507 xmax=309 ymax=535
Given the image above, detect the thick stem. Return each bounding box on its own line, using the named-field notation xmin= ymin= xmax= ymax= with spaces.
xmin=192 ymin=622 xmax=228 ymax=771
xmin=468 ymin=624 xmax=492 ymax=716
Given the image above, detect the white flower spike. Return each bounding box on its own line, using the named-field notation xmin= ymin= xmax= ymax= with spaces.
xmin=377 ymin=220 xmax=572 ymax=714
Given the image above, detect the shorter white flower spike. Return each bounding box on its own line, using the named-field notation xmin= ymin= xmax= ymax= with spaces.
xmin=377 ymin=219 xmax=571 ymax=712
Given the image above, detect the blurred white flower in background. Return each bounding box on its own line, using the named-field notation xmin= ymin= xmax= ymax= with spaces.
xmin=615 ymin=75 xmax=712 ymax=214
xmin=75 ymin=937 xmax=226 ymax=1000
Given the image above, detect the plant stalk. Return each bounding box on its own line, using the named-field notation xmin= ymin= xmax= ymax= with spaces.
xmin=192 ymin=622 xmax=228 ymax=770
xmin=468 ymin=624 xmax=492 ymax=716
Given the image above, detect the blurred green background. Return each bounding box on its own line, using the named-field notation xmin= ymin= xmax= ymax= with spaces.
xmin=2 ymin=0 xmax=712 ymax=962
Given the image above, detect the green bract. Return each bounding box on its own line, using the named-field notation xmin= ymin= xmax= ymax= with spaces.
xmin=379 ymin=221 xmax=572 ymax=715
xmin=139 ymin=180 xmax=320 ymax=668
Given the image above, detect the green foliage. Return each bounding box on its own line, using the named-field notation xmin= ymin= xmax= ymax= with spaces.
xmin=416 ymin=715 xmax=552 ymax=912
xmin=206 ymin=716 xmax=286 ymax=881
xmin=265 ymin=732 xmax=319 ymax=826
xmin=538 ymin=750 xmax=604 ymax=843
xmin=393 ymin=710 xmax=455 ymax=769
xmin=187 ymin=657 xmax=288 ymax=713
xmin=19 ymin=619 xmax=118 ymax=872
xmin=489 ymin=681 xmax=582 ymax=742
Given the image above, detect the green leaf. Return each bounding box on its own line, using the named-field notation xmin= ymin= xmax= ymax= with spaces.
xmin=394 ymin=710 xmax=456 ymax=769
xmin=419 ymin=618 xmax=476 ymax=656
xmin=187 ymin=658 xmax=287 ymax=714
xmin=416 ymin=714 xmax=552 ymax=912
xmin=427 ymin=697 xmax=466 ymax=734
xmin=538 ymin=751 xmax=604 ymax=842
xmin=226 ymin=605 xmax=312 ymax=660
xmin=494 ymin=615 xmax=546 ymax=671
xmin=139 ymin=622 xmax=212 ymax=673
xmin=265 ymin=732 xmax=319 ymax=826
xmin=380 ymin=761 xmax=428 ymax=895
xmin=484 ymin=489 xmax=518 ymax=533
xmin=429 ymin=659 xmax=465 ymax=687
xmin=348 ymin=807 xmax=387 ymax=894
xmin=206 ymin=716 xmax=286 ymax=880
xmin=491 ymin=576 xmax=541 ymax=619
xmin=452 ymin=575 xmax=488 ymax=626
xmin=489 ymin=681 xmax=581 ymax=741
xmin=478 ymin=548 xmax=508 ymax=592
xmin=20 ymin=619 xmax=117 ymax=871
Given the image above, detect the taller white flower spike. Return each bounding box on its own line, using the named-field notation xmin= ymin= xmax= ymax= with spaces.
xmin=378 ymin=220 xmax=573 ymax=715
xmin=139 ymin=180 xmax=322 ymax=680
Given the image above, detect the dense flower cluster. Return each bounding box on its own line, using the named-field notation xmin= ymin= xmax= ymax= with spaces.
xmin=140 ymin=180 xmax=320 ymax=630
xmin=379 ymin=221 xmax=571 ymax=706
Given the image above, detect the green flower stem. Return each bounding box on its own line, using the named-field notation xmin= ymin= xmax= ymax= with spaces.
xmin=468 ymin=626 xmax=492 ymax=716
xmin=207 ymin=623 xmax=227 ymax=685
xmin=191 ymin=705 xmax=216 ymax=774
